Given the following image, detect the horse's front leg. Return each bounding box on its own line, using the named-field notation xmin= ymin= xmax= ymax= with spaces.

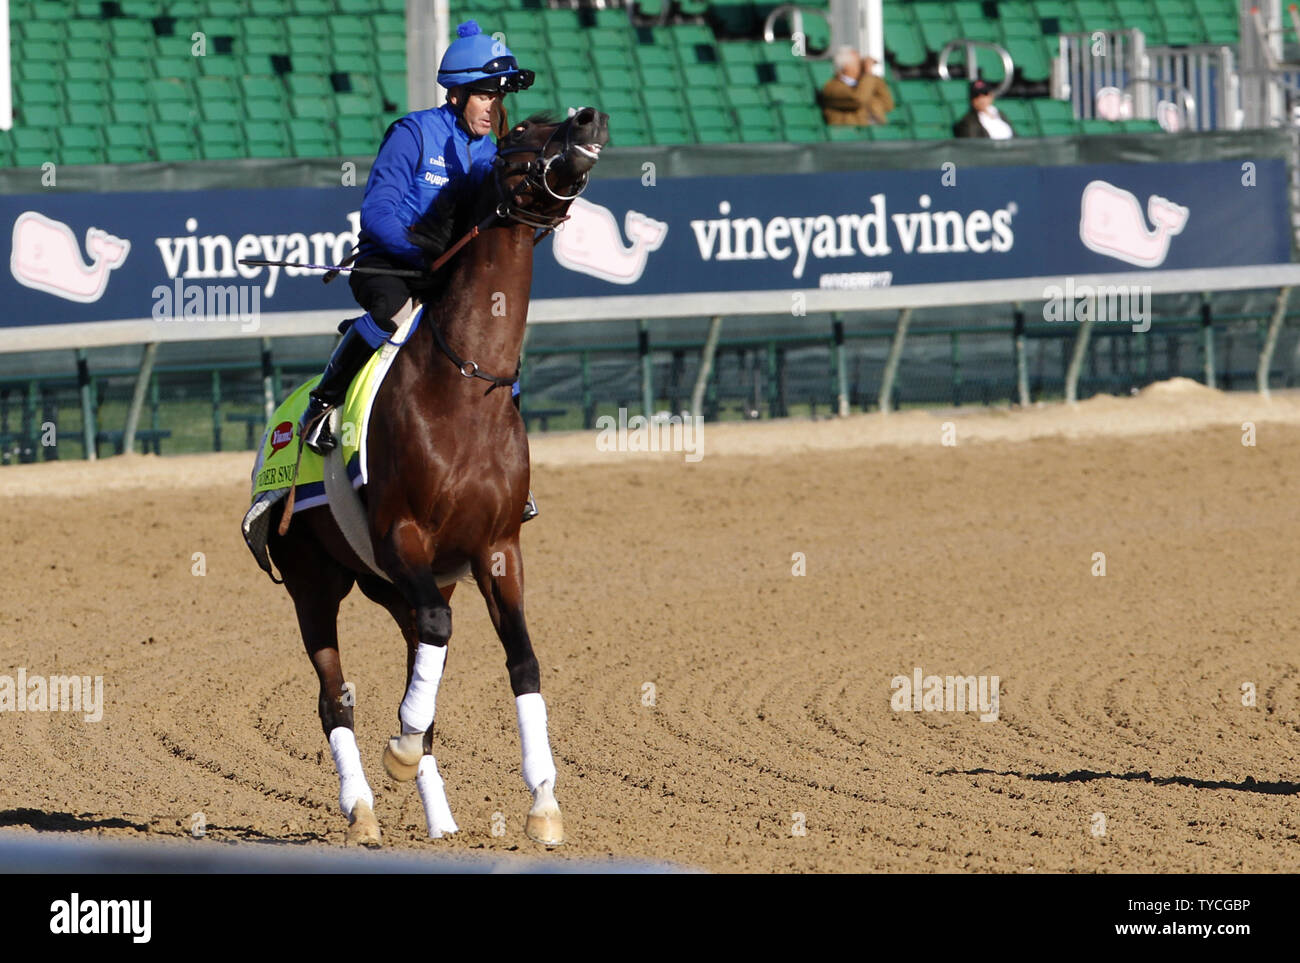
xmin=473 ymin=537 xmax=563 ymax=846
xmin=373 ymin=524 xmax=460 ymax=838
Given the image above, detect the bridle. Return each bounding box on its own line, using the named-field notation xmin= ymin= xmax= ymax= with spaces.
xmin=429 ymin=115 xmax=596 ymax=394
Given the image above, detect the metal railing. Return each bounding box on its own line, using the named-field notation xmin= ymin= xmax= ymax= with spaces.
xmin=762 ymin=5 xmax=833 ymax=60
xmin=937 ymin=39 xmax=1015 ymax=96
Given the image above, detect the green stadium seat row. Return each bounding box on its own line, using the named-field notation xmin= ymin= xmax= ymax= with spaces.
xmin=885 ymin=0 xmax=1238 ymax=73
xmin=1 ymin=0 xmax=1189 ymax=165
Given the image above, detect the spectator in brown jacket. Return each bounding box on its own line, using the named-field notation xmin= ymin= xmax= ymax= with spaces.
xmin=820 ymin=47 xmax=895 ymax=126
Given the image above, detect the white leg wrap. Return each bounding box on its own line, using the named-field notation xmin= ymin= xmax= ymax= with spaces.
xmin=516 ymin=693 xmax=557 ymax=793
xmin=328 ymin=726 xmax=374 ymax=817
xmin=399 ymin=643 xmax=447 ymax=736
xmin=416 ymin=755 xmax=459 ymax=837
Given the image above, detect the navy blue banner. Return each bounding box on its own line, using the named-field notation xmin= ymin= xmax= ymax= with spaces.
xmin=0 ymin=158 xmax=1287 ymax=328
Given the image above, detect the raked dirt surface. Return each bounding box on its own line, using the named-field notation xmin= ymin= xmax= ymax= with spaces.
xmin=1 ymin=378 xmax=1298 ymax=872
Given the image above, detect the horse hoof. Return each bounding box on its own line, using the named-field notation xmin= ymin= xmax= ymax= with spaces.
xmin=382 ymin=738 xmax=421 ymax=782
xmin=346 ymin=799 xmax=382 ymax=848
xmin=525 ymin=809 xmax=564 ymax=847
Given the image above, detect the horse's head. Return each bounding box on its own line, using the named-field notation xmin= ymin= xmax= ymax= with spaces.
xmin=489 ymin=106 xmax=610 ymax=228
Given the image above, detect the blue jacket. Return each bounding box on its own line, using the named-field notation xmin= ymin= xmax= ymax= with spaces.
xmin=357 ymin=102 xmax=497 ymax=268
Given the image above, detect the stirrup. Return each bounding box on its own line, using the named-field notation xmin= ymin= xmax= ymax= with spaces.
xmin=521 ymin=491 xmax=538 ymax=523
xmin=301 ymin=402 xmax=336 ymax=454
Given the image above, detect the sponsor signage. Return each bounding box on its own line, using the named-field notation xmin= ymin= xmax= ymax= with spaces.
xmin=0 ymin=159 xmax=1288 ymax=330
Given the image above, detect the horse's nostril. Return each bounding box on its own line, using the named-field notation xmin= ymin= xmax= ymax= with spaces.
xmin=575 ymin=107 xmax=596 ymax=125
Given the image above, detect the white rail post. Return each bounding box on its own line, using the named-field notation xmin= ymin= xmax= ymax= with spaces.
xmin=691 ymin=315 xmax=723 ymax=418
xmin=878 ymin=307 xmax=912 ymax=413
xmin=1064 ymin=317 xmax=1093 ymax=404
xmin=1257 ymin=286 xmax=1290 ymax=398
xmin=122 ymin=342 xmax=159 ymax=455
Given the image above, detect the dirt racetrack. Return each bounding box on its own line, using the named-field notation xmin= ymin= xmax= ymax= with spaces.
xmin=2 ymin=378 xmax=1299 ymax=872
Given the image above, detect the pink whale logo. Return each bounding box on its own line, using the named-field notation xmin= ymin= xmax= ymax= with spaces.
xmin=10 ymin=211 xmax=131 ymax=303
xmin=1079 ymin=180 xmax=1188 ymax=268
xmin=552 ymin=198 xmax=667 ymax=285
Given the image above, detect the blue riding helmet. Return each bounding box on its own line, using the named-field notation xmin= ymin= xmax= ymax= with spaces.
xmin=437 ymin=20 xmax=535 ymax=94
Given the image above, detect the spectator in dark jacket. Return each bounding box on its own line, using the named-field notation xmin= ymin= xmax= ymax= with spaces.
xmin=952 ymin=79 xmax=1015 ymax=138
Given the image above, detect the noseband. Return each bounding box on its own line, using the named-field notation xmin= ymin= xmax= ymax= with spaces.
xmin=491 ymin=120 xmax=593 ymax=232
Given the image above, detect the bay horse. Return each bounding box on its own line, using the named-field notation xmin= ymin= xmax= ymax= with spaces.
xmin=267 ymin=107 xmax=609 ymax=847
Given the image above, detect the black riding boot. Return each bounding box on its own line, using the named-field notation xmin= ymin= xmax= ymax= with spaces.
xmin=300 ymin=325 xmax=374 ymax=454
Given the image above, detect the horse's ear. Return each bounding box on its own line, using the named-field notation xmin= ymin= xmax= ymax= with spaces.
xmin=492 ymin=98 xmax=508 ymax=140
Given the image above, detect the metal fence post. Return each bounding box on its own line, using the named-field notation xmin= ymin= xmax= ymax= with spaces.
xmin=637 ymin=319 xmax=653 ymax=417
xmin=1201 ymin=294 xmax=1216 ymax=388
xmin=878 ymin=307 xmax=913 ymax=414
xmin=1013 ymin=303 xmax=1030 ymax=406
xmin=832 ymin=313 xmax=849 ymax=416
xmin=123 ymin=342 xmax=159 ymax=455
xmin=1064 ymin=317 xmax=1094 ymax=403
xmin=1258 ymin=286 xmax=1291 ymax=398
xmin=76 ymin=348 xmax=96 ymax=461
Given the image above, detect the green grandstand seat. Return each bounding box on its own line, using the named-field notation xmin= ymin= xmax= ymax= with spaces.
xmin=293 ymin=97 xmax=334 ymax=121
xmin=725 ymin=86 xmax=765 ymax=108
xmin=19 ymin=104 xmax=62 ymax=129
xmin=155 ymin=100 xmax=198 ymax=124
xmin=1081 ymin=117 xmax=1121 ymax=133
xmin=201 ymin=98 xmax=243 ymax=123
xmin=869 ymin=126 xmax=909 ymax=140
xmin=639 ymin=65 xmax=680 ymax=89
xmin=896 ymin=79 xmax=942 ymax=105
xmin=153 ymin=123 xmax=194 ymax=148
xmin=20 ymin=41 xmax=63 ymax=64
xmin=886 ymin=25 xmax=928 ymax=68
xmin=766 ymin=83 xmax=813 ymax=105
xmin=1039 ymin=118 xmax=1080 ymax=136
xmin=1201 ymin=15 xmax=1238 ymax=42
xmin=245 ymin=120 xmax=289 ymax=152
xmin=106 ymin=145 xmax=152 ymax=163
xmin=1032 ymin=98 xmax=1076 ymax=124
xmin=22 ymin=21 xmax=65 ymax=43
xmin=1073 ymin=0 xmax=1115 ymax=28
xmin=16 ymin=82 xmax=61 ymax=107
xmin=718 ymin=43 xmax=759 ymax=66
xmin=1008 ymin=38 xmax=1052 ymax=82
xmin=918 ymin=19 xmax=956 ymax=53
xmin=109 ymin=79 xmax=149 ymax=105
xmin=1161 ymin=23 xmax=1205 ymax=44
xmin=67 ymin=20 xmax=108 ymax=44
xmin=289 ymin=118 xmax=336 ymax=156
xmin=827 ymin=126 xmax=869 ymax=142
xmin=1120 ymin=119 xmax=1165 ymax=132
xmin=595 ymin=62 xmax=638 ymax=91
xmin=739 ymin=125 xmax=781 ymax=144
xmin=66 ymin=80 xmax=109 ymax=105
xmin=287 ymin=75 xmax=332 ymax=98
xmin=909 ymin=101 xmax=952 ymax=126
xmin=106 ymin=124 xmax=150 ymax=150
xmin=66 ymin=102 xmax=104 ymax=126
xmin=111 ymin=20 xmax=154 ymax=43
xmin=244 ymin=95 xmax=288 ymax=122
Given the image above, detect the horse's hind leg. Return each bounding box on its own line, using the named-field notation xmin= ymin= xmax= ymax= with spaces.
xmin=270 ymin=523 xmax=380 ymax=847
xmin=472 ymin=538 xmax=563 ymax=847
xmin=355 ymin=573 xmax=459 ymax=838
